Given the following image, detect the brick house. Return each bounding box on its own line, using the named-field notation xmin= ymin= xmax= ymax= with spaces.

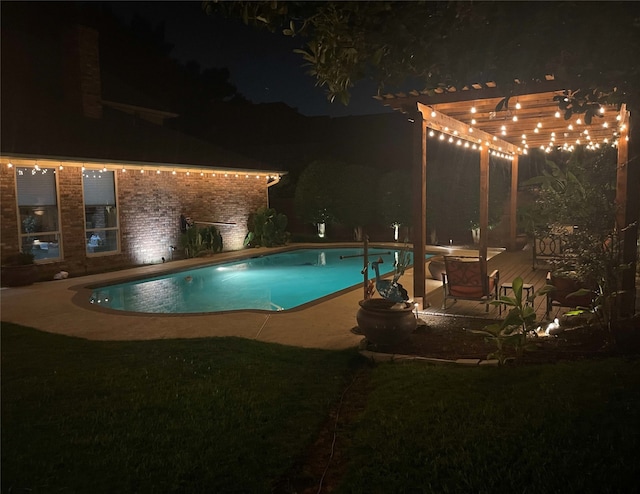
xmin=1 ymin=8 xmax=285 ymax=282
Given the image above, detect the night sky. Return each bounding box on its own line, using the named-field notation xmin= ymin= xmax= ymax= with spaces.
xmin=107 ymin=1 xmax=390 ymax=117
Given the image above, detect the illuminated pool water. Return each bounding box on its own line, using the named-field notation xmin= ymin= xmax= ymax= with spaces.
xmin=89 ymin=247 xmax=432 ymax=313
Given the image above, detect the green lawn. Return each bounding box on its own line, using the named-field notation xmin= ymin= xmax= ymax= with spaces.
xmin=1 ymin=322 xmax=358 ymax=493
xmin=3 ymin=322 xmax=639 ymax=493
xmin=338 ymin=359 xmax=640 ymax=494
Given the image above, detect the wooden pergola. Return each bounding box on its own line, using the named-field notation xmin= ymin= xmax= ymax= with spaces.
xmin=378 ymin=77 xmax=634 ymax=313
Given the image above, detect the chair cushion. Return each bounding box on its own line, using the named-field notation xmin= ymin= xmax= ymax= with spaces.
xmin=444 ymin=257 xmax=495 ymax=298
xmin=449 ymin=285 xmax=484 ymax=297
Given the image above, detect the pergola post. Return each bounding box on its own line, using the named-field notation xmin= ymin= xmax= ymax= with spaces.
xmin=411 ymin=108 xmax=427 ymax=309
xmin=479 ymin=146 xmax=489 ymax=282
xmin=509 ymin=154 xmax=519 ymax=251
xmin=615 ymin=107 xmax=637 ymax=316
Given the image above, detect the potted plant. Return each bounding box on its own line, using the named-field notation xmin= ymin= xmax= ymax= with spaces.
xmin=1 ymin=251 xmax=38 ymax=287
xmin=356 ymin=241 xmax=417 ymax=347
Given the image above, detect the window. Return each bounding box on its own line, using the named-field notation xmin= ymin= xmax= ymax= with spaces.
xmin=15 ymin=166 xmax=62 ymax=261
xmin=83 ymin=169 xmax=119 ymax=254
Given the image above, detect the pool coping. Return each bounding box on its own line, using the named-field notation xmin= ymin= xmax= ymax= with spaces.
xmin=1 ymin=243 xmax=504 ymax=351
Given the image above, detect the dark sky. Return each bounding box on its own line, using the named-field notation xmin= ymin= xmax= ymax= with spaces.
xmin=107 ymin=1 xmax=390 ymax=117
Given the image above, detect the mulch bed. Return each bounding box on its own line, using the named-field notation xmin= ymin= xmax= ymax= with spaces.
xmin=363 ymin=314 xmax=640 ymax=364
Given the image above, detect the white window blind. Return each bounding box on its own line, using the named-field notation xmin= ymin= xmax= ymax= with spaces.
xmin=83 ymin=171 xmax=115 ymax=205
xmin=16 ymin=168 xmax=57 ymax=206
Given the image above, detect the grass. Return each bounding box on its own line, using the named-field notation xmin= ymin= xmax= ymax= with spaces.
xmin=3 ymin=322 xmax=640 ymax=493
xmin=337 ymin=359 xmax=640 ymax=494
xmin=1 ymin=322 xmax=359 ymax=493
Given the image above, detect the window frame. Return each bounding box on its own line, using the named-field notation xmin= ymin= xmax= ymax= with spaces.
xmin=14 ymin=166 xmax=63 ymax=263
xmin=82 ymin=168 xmax=121 ymax=257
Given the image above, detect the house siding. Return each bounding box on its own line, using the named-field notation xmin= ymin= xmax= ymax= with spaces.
xmin=1 ymin=160 xmax=269 ymax=281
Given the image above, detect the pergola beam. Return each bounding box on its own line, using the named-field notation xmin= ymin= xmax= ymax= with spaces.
xmin=418 ymin=103 xmax=521 ymax=155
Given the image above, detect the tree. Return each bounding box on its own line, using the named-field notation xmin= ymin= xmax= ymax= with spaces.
xmin=332 ymin=164 xmax=378 ymax=241
xmin=203 ymin=1 xmax=640 ymax=112
xmin=294 ymin=159 xmax=342 ymax=229
xmin=377 ymin=170 xmax=412 ymax=239
xmin=528 ymin=147 xmax=626 ymax=329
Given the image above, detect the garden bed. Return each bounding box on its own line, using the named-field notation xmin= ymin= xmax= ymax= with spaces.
xmin=362 ymin=314 xmax=640 ymax=364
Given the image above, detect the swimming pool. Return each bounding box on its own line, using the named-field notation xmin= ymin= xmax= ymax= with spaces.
xmin=89 ymin=247 xmax=432 ymax=314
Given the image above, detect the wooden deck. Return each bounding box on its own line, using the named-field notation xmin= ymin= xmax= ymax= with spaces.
xmin=421 ymin=248 xmax=561 ymax=322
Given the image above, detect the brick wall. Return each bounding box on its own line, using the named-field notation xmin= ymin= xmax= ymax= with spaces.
xmin=0 ymin=165 xmax=19 ymax=258
xmin=1 ymin=161 xmax=270 ymax=280
xmin=77 ymin=25 xmax=102 ymax=119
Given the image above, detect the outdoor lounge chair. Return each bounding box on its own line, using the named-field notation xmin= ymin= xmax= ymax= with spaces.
xmin=442 ymin=256 xmax=499 ymax=312
xmin=545 ymin=271 xmax=594 ymax=317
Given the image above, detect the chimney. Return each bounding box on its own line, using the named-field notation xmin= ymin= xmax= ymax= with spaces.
xmin=76 ymin=25 xmax=102 ymax=119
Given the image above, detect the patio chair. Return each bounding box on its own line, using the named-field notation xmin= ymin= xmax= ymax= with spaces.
xmin=545 ymin=271 xmax=594 ymax=317
xmin=442 ymin=256 xmax=499 ymax=312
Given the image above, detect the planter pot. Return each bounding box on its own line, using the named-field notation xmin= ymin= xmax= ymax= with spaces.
xmin=357 ymin=298 xmax=417 ymax=347
xmin=1 ymin=264 xmax=38 ymax=287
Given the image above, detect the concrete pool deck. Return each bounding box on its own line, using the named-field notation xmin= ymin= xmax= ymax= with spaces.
xmin=0 ymin=243 xmax=503 ymax=350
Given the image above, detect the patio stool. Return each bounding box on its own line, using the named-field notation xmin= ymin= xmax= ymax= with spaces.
xmin=499 ymin=282 xmax=534 ymax=315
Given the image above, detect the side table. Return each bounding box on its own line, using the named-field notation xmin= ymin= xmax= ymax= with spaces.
xmin=499 ymin=282 xmax=534 ymax=315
